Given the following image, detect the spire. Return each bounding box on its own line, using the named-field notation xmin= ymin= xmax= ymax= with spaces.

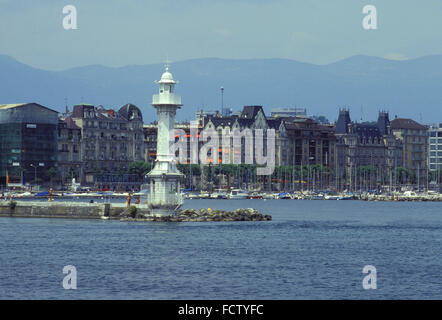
xmin=336 ymin=109 xmax=351 ymax=134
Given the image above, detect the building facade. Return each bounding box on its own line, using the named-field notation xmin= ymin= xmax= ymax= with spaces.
xmin=0 ymin=103 xmax=58 ymax=187
xmin=57 ymin=117 xmax=82 ymax=186
xmin=63 ymin=103 xmax=145 ymax=190
xmin=390 ymin=117 xmax=428 ymax=188
xmin=143 ymin=105 xmax=335 ymax=191
xmin=270 ymin=107 xmax=307 ymax=118
xmin=428 ymin=123 xmax=442 ymax=172
xmin=335 ymin=110 xmax=403 ymax=191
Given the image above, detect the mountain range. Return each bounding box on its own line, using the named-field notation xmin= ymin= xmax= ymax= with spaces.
xmin=1 ymin=54 xmax=442 ymax=124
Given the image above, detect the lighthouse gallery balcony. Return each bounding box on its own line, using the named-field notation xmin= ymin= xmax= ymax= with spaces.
xmin=152 ymin=93 xmax=182 ymax=105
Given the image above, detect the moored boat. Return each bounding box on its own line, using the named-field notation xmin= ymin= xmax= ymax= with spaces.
xmin=228 ymin=189 xmax=249 ymax=199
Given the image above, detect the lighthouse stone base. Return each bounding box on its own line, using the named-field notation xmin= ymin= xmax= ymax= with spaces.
xmin=147 ymin=161 xmax=183 ymax=216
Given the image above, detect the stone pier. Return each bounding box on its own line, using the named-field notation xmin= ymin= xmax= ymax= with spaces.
xmin=0 ymin=202 xmax=272 ymax=222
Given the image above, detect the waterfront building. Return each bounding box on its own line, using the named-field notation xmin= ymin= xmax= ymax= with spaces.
xmin=144 ymin=105 xmax=336 ymax=191
xmin=67 ymin=103 xmax=145 ymax=190
xmin=335 ymin=110 xmax=403 ymax=191
xmin=0 ymin=103 xmax=58 ymax=187
xmin=201 ymin=105 xmax=288 ymax=166
xmin=390 ymin=117 xmax=429 ymax=189
xmin=428 ymin=123 xmax=442 ymax=172
xmin=144 ymin=122 xmax=204 ymax=164
xmin=143 ymin=123 xmax=158 ymax=163
xmin=57 ymin=117 xmax=82 ymax=186
xmin=270 ymin=107 xmax=307 ymax=118
xmin=284 ymin=118 xmax=335 ymax=167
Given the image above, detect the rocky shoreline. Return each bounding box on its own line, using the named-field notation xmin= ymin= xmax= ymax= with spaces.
xmin=120 ymin=208 xmax=272 ymax=222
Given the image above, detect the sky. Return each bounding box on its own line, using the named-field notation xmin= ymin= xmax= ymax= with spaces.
xmin=1 ymin=0 xmax=442 ymax=70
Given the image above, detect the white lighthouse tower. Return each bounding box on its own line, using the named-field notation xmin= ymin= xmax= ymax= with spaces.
xmin=147 ymin=65 xmax=184 ymax=215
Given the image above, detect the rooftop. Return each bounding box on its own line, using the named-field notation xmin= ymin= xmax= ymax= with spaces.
xmin=0 ymin=103 xmax=27 ymax=110
xmin=391 ymin=118 xmax=427 ymax=130
xmin=0 ymin=102 xmax=58 ymax=114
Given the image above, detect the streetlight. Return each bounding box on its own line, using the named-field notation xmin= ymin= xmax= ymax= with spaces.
xmin=220 ymin=87 xmax=224 ymax=115
xmin=30 ymin=163 xmax=43 ymax=190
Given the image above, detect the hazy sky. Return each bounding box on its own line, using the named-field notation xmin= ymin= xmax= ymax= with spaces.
xmin=1 ymin=0 xmax=442 ymax=70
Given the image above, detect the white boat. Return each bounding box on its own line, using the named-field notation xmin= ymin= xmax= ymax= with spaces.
xmin=186 ymin=193 xmax=201 ymax=199
xmin=211 ymin=192 xmax=228 ymax=199
xmin=210 ymin=189 xmax=228 ymax=199
xmin=325 ymin=195 xmax=340 ymax=200
xmin=228 ymin=189 xmax=249 ymax=199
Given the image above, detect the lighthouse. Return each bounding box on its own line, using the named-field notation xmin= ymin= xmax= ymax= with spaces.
xmin=147 ymin=66 xmax=184 ymax=215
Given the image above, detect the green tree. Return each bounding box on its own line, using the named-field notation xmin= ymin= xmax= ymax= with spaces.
xmin=68 ymin=166 xmax=78 ymax=180
xmin=45 ymin=167 xmax=58 ymax=187
xmin=129 ymin=161 xmax=152 ymax=180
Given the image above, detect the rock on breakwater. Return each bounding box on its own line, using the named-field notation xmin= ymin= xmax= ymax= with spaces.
xmin=120 ymin=208 xmax=272 ymax=222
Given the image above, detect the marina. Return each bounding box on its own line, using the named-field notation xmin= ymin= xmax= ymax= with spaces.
xmin=2 ymin=189 xmax=442 ymax=202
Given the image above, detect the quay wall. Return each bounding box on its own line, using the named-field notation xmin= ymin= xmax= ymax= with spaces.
xmin=0 ymin=202 xmax=139 ymax=219
xmin=0 ymin=202 xmax=272 ymax=222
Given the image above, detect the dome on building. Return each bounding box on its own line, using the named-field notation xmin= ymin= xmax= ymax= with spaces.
xmin=118 ymin=103 xmax=143 ymax=121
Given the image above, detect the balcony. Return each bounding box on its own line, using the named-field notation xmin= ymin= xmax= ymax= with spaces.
xmin=152 ymin=93 xmax=182 ymax=105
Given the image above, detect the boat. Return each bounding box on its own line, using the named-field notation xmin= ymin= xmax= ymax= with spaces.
xmin=34 ymin=191 xmax=50 ymax=197
xmin=210 ymin=189 xmax=228 ymax=199
xmin=211 ymin=192 xmax=228 ymax=199
xmin=338 ymin=193 xmax=354 ymax=200
xmin=186 ymin=193 xmax=201 ymax=199
xmin=324 ymin=195 xmax=340 ymax=200
xmin=228 ymin=189 xmax=249 ymax=199
xmin=277 ymin=192 xmax=292 ymax=199
xmin=247 ymin=192 xmax=263 ymax=199
xmin=311 ymin=194 xmax=325 ymax=200
xmin=199 ymin=192 xmax=212 ymax=199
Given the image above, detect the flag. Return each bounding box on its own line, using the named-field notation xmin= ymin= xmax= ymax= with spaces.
xmin=6 ymin=171 xmax=10 ymax=185
xmin=21 ymin=171 xmax=26 ymax=186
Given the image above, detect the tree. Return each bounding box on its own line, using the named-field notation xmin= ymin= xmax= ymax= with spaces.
xmin=68 ymin=166 xmax=78 ymax=180
xmin=128 ymin=161 xmax=152 ymax=180
xmin=45 ymin=167 xmax=58 ymax=187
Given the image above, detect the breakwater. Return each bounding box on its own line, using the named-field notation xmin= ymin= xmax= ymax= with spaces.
xmin=121 ymin=208 xmax=272 ymax=222
xmin=361 ymin=194 xmax=442 ymax=201
xmin=0 ymin=201 xmax=271 ymax=222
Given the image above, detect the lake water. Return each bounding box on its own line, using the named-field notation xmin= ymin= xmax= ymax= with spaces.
xmin=0 ymin=199 xmax=441 ymax=299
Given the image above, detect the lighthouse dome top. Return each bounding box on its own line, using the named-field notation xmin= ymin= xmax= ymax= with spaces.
xmin=158 ymin=66 xmax=176 ymax=84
